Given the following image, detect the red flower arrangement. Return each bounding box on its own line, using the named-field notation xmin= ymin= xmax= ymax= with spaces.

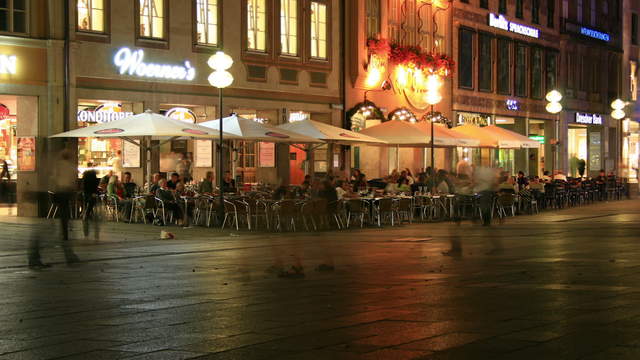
xmin=367 ymin=38 xmax=455 ymax=77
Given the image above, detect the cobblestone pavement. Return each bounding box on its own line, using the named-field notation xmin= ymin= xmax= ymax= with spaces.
xmin=0 ymin=199 xmax=639 ymax=359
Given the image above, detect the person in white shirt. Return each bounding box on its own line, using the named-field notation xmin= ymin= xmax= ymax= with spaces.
xmin=554 ymin=170 xmax=567 ymax=181
xmin=109 ymin=150 xmax=123 ymax=177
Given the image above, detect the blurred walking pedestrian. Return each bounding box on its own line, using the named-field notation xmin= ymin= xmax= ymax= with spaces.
xmin=82 ymin=167 xmax=101 ymax=241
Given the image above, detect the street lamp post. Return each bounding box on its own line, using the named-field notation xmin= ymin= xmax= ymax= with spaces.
xmin=425 ymin=74 xmax=443 ymax=175
xmin=208 ymin=51 xmax=234 ymax=223
xmin=545 ymin=90 xmax=562 ymax=179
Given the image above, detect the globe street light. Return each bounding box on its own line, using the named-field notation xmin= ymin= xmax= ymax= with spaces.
xmin=425 ymin=74 xmax=443 ymax=176
xmin=208 ymin=51 xmax=234 ymax=223
xmin=545 ymin=90 xmax=562 ymax=179
xmin=611 ymin=98 xmax=626 ymax=120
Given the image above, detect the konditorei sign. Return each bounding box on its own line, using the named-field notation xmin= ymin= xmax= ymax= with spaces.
xmin=488 ymin=13 xmax=540 ymax=39
xmin=575 ymin=112 xmax=603 ymax=125
xmin=113 ymin=47 xmax=196 ymax=81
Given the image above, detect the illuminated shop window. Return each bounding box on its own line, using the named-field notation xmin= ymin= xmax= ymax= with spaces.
xmin=77 ymin=0 xmax=104 ymax=32
xmin=280 ymin=0 xmax=297 ymax=55
xmin=310 ymin=1 xmax=327 ymax=59
xmin=196 ymin=0 xmax=218 ymax=46
xmin=247 ymin=0 xmax=266 ymax=51
xmin=139 ymin=0 xmax=164 ymax=39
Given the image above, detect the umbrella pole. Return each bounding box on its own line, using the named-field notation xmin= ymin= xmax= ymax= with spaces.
xmin=396 ymin=144 xmax=400 ymax=171
xmin=146 ymin=136 xmax=151 ymax=191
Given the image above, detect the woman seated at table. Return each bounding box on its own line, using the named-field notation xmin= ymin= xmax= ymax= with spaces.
xmin=352 ymin=174 xmax=368 ymax=193
xmin=107 ymin=175 xmax=133 ymax=219
xmin=396 ymin=177 xmax=411 ymax=193
xmin=156 ymin=179 xmax=183 ymax=225
xmin=199 ymin=171 xmax=215 ymax=195
xmin=528 ymin=176 xmax=545 ymax=192
xmin=433 ymin=170 xmax=454 ymax=194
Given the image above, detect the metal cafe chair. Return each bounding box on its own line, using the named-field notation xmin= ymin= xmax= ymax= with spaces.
xmin=130 ymin=195 xmax=156 ymax=224
xmin=221 ymin=199 xmax=239 ymax=230
xmin=274 ymin=199 xmax=298 ymax=232
xmin=495 ymin=193 xmax=517 ymax=218
xmin=104 ymin=194 xmax=120 ymax=222
xmin=46 ymin=191 xmax=59 ymax=219
xmin=373 ymin=198 xmax=396 ymax=227
xmin=396 ymin=198 xmax=413 ymax=224
xmin=345 ymin=199 xmax=368 ymax=228
xmin=300 ymin=200 xmax=317 ymax=231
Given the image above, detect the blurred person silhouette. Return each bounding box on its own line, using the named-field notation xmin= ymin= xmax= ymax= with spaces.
xmin=29 ymin=149 xmax=80 ymax=268
xmin=81 ymin=167 xmax=101 ymax=241
xmin=473 ymin=166 xmax=498 ymax=226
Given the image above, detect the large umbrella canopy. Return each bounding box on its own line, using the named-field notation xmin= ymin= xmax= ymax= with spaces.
xmin=358 ymin=120 xmax=440 ymax=147
xmin=277 ymin=119 xmax=386 ymax=145
xmin=413 ymin=122 xmax=480 ymax=147
xmin=50 ymin=110 xmax=237 ymax=139
xmin=450 ymin=124 xmax=538 ymax=148
xmin=200 ymin=115 xmax=323 ymax=143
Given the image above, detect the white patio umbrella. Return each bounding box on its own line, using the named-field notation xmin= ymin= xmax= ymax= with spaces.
xmin=199 ymin=115 xmax=324 ymax=179
xmin=277 ymin=119 xmax=387 ymax=145
xmin=199 ymin=115 xmax=323 ymax=143
xmin=50 ymin=110 xmax=239 ymax=186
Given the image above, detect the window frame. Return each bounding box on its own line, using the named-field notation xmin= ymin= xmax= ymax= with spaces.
xmin=192 ymin=0 xmax=223 ymax=51
xmin=547 ymin=0 xmax=555 ymax=28
xmin=545 ymin=50 xmax=558 ymax=93
xmin=365 ymin=0 xmax=381 ymax=40
xmin=496 ymin=36 xmax=511 ymax=95
xmin=477 ymin=32 xmax=493 ymax=93
xmin=306 ymin=0 xmax=331 ymax=67
xmin=277 ymin=0 xmax=302 ymax=60
xmin=498 ymin=0 xmax=507 ymax=15
xmin=514 ymin=42 xmax=528 ymax=98
xmin=76 ymin=0 xmax=110 ymax=42
xmin=532 ymin=0 xmax=540 ymax=24
xmin=530 ymin=47 xmax=543 ymax=99
xmin=241 ymin=0 xmax=273 ymax=63
xmin=515 ymin=0 xmax=523 ymax=19
xmin=134 ymin=0 xmax=169 ymax=49
xmin=480 ymin=0 xmax=488 ymax=10
xmin=632 ymin=12 xmax=638 ymax=45
xmin=458 ymin=26 xmax=475 ymax=90
xmin=0 ymin=0 xmax=29 ymax=36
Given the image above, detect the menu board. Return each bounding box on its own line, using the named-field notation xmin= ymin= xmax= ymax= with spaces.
xmin=17 ymin=137 xmax=36 ymax=171
xmin=123 ymin=139 xmax=140 ymax=168
xmin=259 ymin=142 xmax=275 ymax=167
xmin=195 ymin=140 xmax=212 ymax=168
xmin=589 ymin=132 xmax=602 ymax=171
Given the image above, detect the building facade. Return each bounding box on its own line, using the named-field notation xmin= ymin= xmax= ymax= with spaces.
xmin=0 ymin=0 xmax=65 ymax=216
xmin=559 ymin=0 xmax=623 ymax=178
xmin=68 ymin=0 xmax=342 ymax=190
xmin=621 ymin=0 xmax=639 ymax=185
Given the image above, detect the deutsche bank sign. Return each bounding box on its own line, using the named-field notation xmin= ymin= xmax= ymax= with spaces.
xmin=488 ymin=13 xmax=540 ymax=39
xmin=575 ymin=112 xmax=603 ymax=125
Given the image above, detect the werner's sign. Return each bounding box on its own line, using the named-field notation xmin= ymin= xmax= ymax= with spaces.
xmin=575 ymin=112 xmax=603 ymax=125
xmin=488 ymin=13 xmax=540 ymax=39
xmin=113 ymin=47 xmax=196 ymax=81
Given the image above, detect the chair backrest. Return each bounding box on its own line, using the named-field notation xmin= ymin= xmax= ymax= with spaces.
xmin=223 ymin=200 xmax=237 ymax=212
xmin=143 ymin=195 xmax=156 ymax=209
xmin=347 ymin=199 xmax=364 ymax=212
xmin=378 ymin=198 xmax=393 ymax=211
xmin=497 ymin=193 xmax=516 ymax=206
xmin=314 ymin=199 xmax=329 ymax=214
xmin=397 ymin=198 xmax=411 ymax=211
xmin=278 ymin=200 xmax=297 ymax=216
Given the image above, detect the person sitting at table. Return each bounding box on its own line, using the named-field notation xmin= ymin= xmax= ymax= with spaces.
xmin=167 ymin=172 xmax=180 ymax=190
xmin=516 ymin=171 xmax=529 ymax=192
xmin=497 ymin=175 xmax=517 ymax=194
xmin=99 ymin=170 xmax=113 ymax=192
xmin=301 ymin=174 xmax=311 ymax=187
xmin=149 ymin=173 xmax=162 ymax=194
xmin=221 ymin=171 xmax=236 ymax=193
xmin=434 ymin=170 xmax=454 ymax=194
xmin=529 ymin=176 xmax=545 ymax=192
xmin=273 ymin=179 xmax=290 ymax=200
xmin=397 ymin=177 xmax=411 ymax=193
xmin=199 ymin=171 xmax=214 ymax=194
xmin=541 ymin=170 xmax=552 ymax=183
xmin=317 ymin=180 xmax=338 ymax=212
xmin=352 ymin=173 xmax=367 ymax=193
xmin=122 ymin=171 xmax=137 ymax=198
xmin=156 ymin=179 xmax=183 ymax=225
xmin=410 ymin=174 xmax=428 ymax=194
xmin=107 ymin=175 xmax=133 ymax=219
xmin=554 ymin=170 xmax=568 ymax=182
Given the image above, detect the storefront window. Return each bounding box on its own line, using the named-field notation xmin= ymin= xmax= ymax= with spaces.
xmin=139 ymin=0 xmax=164 ymax=39
xmin=247 ymin=0 xmax=267 ymax=51
xmin=568 ymin=127 xmax=588 ymax=177
xmin=77 ymin=0 xmax=105 ymax=32
xmin=280 ymin=0 xmax=298 ymax=56
xmin=528 ymin=120 xmax=546 ymax=176
xmin=623 ymin=120 xmax=639 ymax=182
xmin=310 ymin=1 xmax=327 ymax=59
xmin=77 ymin=102 xmax=132 ymax=178
xmin=0 ymin=103 xmax=16 ymax=178
xmin=195 ymin=0 xmax=218 ymax=46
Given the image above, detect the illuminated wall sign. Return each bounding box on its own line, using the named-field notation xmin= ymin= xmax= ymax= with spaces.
xmin=529 ymin=135 xmax=545 ymax=144
xmin=77 ymin=103 xmax=133 ymax=123
xmin=166 ymin=107 xmax=197 ymax=123
xmin=0 ymin=54 xmax=17 ymax=74
xmin=505 ymin=99 xmax=519 ymax=110
xmin=289 ymin=111 xmax=310 ymax=122
xmin=457 ymin=112 xmax=492 ymax=127
xmin=488 ymin=13 xmax=540 ymax=39
xmin=575 ymin=112 xmax=603 ymax=125
xmin=113 ymin=47 xmax=196 ymax=81
xmin=580 ymin=27 xmax=610 ymax=42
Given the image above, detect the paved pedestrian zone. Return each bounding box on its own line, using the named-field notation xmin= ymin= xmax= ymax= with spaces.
xmin=0 ymin=199 xmax=640 ymax=359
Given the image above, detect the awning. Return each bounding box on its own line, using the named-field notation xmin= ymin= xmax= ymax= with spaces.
xmin=413 ymin=122 xmax=481 ymax=147
xmin=358 ymin=120 xmax=435 ymax=147
xmin=277 ymin=119 xmax=386 ymax=145
xmin=450 ymin=124 xmax=539 ymax=148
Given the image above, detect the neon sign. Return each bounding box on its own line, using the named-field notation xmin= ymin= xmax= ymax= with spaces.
xmin=0 ymin=55 xmax=17 ymax=74
xmin=580 ymin=27 xmax=610 ymax=42
xmin=77 ymin=103 xmax=134 ymax=123
xmin=506 ymin=99 xmax=519 ymax=110
xmin=113 ymin=47 xmax=196 ymax=81
xmin=166 ymin=107 xmax=197 ymax=123
xmin=488 ymin=13 xmax=540 ymax=39
xmin=575 ymin=112 xmax=603 ymax=125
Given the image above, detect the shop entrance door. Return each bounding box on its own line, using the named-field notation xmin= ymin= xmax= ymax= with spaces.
xmin=289 ymin=145 xmax=306 ymax=185
xmin=568 ymin=127 xmax=588 ymax=177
